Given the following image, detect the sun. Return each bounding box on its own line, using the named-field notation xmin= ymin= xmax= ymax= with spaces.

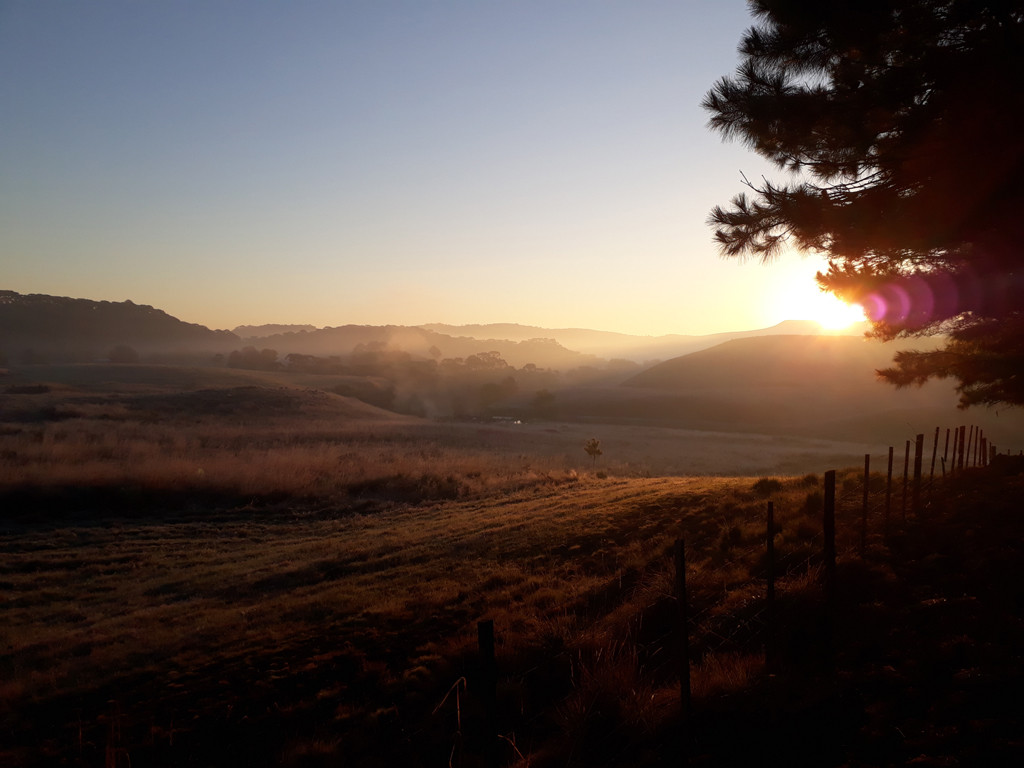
xmin=801 ymin=288 xmax=866 ymax=330
xmin=769 ymin=271 xmax=866 ymax=330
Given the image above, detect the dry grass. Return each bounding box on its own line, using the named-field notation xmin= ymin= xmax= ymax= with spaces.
xmin=2 ymin=473 xmax=784 ymax=765
xmin=4 ymin=365 xmax=1019 ymax=766
xmin=1 ymin=364 xmax=889 ymax=499
xmin=0 ymin=382 xmax=570 ymax=501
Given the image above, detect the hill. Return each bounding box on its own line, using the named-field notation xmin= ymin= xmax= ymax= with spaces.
xmin=3 ymin=288 xmax=868 ymax=372
xmin=420 ymin=319 xmax=862 ymax=361
xmin=240 ymin=324 xmax=599 ymax=370
xmin=626 ymin=334 xmax=907 ymax=392
xmin=233 ymin=323 xmax=318 ymax=337
xmin=0 ymin=291 xmax=598 ymax=371
xmin=0 ymin=290 xmax=238 ymax=362
xmin=506 ymin=334 xmax=1024 ymax=446
xmin=0 ymin=362 xmax=416 ymax=425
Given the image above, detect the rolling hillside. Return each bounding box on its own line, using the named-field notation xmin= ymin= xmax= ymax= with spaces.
xmin=0 ymin=290 xmax=239 ymax=361
xmin=420 ymin=319 xmax=859 ymax=361
xmin=626 ymin=334 xmax=910 ymax=393
xmin=515 ymin=334 xmax=1024 ymax=447
xmin=236 ymin=324 xmax=598 ymax=370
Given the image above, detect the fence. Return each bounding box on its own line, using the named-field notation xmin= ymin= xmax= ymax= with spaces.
xmin=463 ymin=422 xmax=1006 ymax=766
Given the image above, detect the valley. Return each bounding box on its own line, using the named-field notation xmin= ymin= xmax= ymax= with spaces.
xmin=3 ymin=293 xmax=1024 ymax=766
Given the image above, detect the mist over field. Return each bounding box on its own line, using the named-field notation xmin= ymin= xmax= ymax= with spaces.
xmin=5 ymin=289 xmax=1022 ymax=450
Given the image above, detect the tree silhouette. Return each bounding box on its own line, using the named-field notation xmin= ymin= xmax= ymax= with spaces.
xmin=704 ymin=1 xmax=1024 ymax=407
xmin=584 ymin=438 xmax=603 ymax=466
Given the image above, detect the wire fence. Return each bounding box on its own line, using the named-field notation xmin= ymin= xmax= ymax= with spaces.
xmin=457 ymin=423 xmax=1006 ymax=766
xmin=681 ymin=423 xmax=1001 ymax=678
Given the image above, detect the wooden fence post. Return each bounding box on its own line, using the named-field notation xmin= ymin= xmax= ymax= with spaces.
xmin=477 ymin=619 xmax=498 ymax=768
xmin=954 ymin=423 xmax=962 ymax=473
xmin=766 ymin=502 xmax=777 ymax=674
xmin=912 ymin=433 xmax=924 ymax=516
xmin=861 ymin=454 xmax=870 ymax=554
xmin=673 ymin=539 xmax=691 ymax=725
xmin=902 ymin=441 xmax=910 ymax=522
xmin=929 ymin=427 xmax=940 ymax=487
xmin=885 ymin=446 xmax=894 ymax=532
xmin=943 ymin=428 xmax=951 ymax=476
xmin=823 ymin=470 xmax=837 ymax=663
xmin=823 ymin=470 xmax=836 ymax=605
xmin=958 ymin=426 xmax=967 ymax=471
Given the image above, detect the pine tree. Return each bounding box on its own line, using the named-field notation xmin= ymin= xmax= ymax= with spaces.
xmin=703 ymin=0 xmax=1024 ymax=407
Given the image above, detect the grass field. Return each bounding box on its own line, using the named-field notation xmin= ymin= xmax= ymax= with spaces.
xmin=2 ymin=364 xmax=1023 ymax=766
xmin=0 ymin=364 xmax=887 ymax=497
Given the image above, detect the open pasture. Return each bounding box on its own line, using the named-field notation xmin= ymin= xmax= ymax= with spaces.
xmin=0 ymin=364 xmax=884 ymax=504
xmin=2 ymin=475 xmax=790 ymax=765
xmin=7 ymin=364 xmax=1011 ymax=766
xmin=2 ymin=467 xmax=843 ymax=766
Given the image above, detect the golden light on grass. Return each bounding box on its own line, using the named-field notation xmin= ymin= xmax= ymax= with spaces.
xmin=0 ymin=368 xmax=904 ymax=765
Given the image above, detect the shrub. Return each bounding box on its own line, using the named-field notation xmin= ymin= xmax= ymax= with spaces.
xmin=751 ymin=477 xmax=783 ymax=496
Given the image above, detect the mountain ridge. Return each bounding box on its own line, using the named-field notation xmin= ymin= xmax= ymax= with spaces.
xmin=0 ymin=290 xmax=239 ymax=361
xmin=420 ymin=319 xmax=866 ymax=361
xmin=4 ymin=289 xmax=864 ymax=367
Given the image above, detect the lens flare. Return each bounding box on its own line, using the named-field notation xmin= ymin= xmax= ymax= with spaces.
xmin=861 ymin=269 xmax=968 ymax=328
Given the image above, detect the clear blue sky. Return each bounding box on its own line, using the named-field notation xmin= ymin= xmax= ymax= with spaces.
xmin=1 ymin=0 xmax=841 ymax=336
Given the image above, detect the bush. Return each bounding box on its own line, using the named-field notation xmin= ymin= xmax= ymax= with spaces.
xmin=752 ymin=477 xmax=783 ymax=496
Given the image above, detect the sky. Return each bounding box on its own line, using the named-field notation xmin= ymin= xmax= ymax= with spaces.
xmin=0 ymin=0 xmax=852 ymax=337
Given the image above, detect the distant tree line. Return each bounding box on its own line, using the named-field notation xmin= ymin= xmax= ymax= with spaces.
xmin=214 ymin=341 xmax=643 ymax=420
xmin=227 ymin=346 xmax=281 ymax=371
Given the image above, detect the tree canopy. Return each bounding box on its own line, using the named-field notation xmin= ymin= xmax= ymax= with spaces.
xmin=703 ymin=0 xmax=1024 ymax=407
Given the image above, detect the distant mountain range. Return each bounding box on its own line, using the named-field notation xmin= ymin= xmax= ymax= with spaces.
xmin=5 ymin=290 xmax=1022 ymax=446
xmin=2 ymin=289 xmax=861 ymax=368
xmin=418 ymin=320 xmax=869 ymax=362
xmin=233 ymin=323 xmax=600 ymax=370
xmin=234 ymin=318 xmax=868 ymax=366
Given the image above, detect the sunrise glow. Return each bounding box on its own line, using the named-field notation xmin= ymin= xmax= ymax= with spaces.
xmin=769 ymin=269 xmax=867 ymax=331
xmin=812 ymin=291 xmax=867 ymax=330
